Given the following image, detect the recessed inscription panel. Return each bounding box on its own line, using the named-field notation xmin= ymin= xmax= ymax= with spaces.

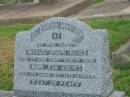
xmin=14 ymin=17 xmax=113 ymax=97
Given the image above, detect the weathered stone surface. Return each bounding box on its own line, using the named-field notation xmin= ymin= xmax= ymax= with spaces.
xmin=14 ymin=17 xmax=113 ymax=97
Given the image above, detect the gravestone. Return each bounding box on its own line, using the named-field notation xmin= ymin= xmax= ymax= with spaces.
xmin=14 ymin=17 xmax=113 ymax=97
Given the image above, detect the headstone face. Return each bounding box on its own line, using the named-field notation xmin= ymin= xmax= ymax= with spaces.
xmin=14 ymin=17 xmax=113 ymax=97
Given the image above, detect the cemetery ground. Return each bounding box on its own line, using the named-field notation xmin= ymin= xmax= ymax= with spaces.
xmin=0 ymin=0 xmax=105 ymax=25
xmin=0 ymin=0 xmax=90 ymax=25
xmin=72 ymin=0 xmax=130 ymax=20
xmin=0 ymin=19 xmax=130 ymax=97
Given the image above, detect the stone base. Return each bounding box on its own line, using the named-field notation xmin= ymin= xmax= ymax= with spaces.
xmin=0 ymin=91 xmax=126 ymax=97
xmin=109 ymin=91 xmax=125 ymax=97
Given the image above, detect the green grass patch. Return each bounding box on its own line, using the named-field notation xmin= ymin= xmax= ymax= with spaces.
xmin=94 ymin=0 xmax=105 ymax=3
xmin=87 ymin=19 xmax=130 ymax=51
xmin=0 ymin=24 xmax=33 ymax=39
xmin=0 ymin=64 xmax=13 ymax=91
xmin=113 ymin=68 xmax=130 ymax=97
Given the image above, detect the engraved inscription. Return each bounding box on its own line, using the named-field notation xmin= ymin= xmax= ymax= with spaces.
xmin=14 ymin=17 xmax=113 ymax=97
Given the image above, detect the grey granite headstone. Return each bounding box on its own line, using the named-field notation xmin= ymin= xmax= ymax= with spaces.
xmin=14 ymin=17 xmax=113 ymax=97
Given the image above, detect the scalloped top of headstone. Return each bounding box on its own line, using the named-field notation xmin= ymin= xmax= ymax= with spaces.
xmin=14 ymin=17 xmax=113 ymax=97
xmin=30 ymin=17 xmax=92 ymax=44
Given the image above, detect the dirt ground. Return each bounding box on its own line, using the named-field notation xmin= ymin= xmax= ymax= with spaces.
xmin=86 ymin=0 xmax=130 ymax=15
xmin=72 ymin=0 xmax=130 ymax=18
xmin=0 ymin=0 xmax=84 ymax=20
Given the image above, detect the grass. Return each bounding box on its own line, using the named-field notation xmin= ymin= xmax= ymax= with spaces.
xmin=0 ymin=19 xmax=130 ymax=97
xmin=0 ymin=24 xmax=33 ymax=91
xmin=0 ymin=24 xmax=33 ymax=39
xmin=0 ymin=19 xmax=130 ymax=51
xmin=87 ymin=19 xmax=130 ymax=51
xmin=113 ymin=68 xmax=130 ymax=97
xmin=94 ymin=0 xmax=105 ymax=3
xmin=0 ymin=64 xmax=13 ymax=90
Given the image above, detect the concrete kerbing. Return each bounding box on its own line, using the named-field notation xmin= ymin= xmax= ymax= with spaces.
xmin=72 ymin=0 xmax=130 ymax=20
xmin=112 ymin=40 xmax=130 ymax=65
xmin=0 ymin=91 xmax=13 ymax=97
xmin=112 ymin=41 xmax=130 ymax=55
xmin=70 ymin=0 xmax=108 ymax=18
xmin=0 ymin=91 xmax=126 ymax=97
xmin=0 ymin=0 xmax=94 ymax=25
xmin=78 ymin=12 xmax=130 ymax=20
xmin=109 ymin=91 xmax=125 ymax=97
